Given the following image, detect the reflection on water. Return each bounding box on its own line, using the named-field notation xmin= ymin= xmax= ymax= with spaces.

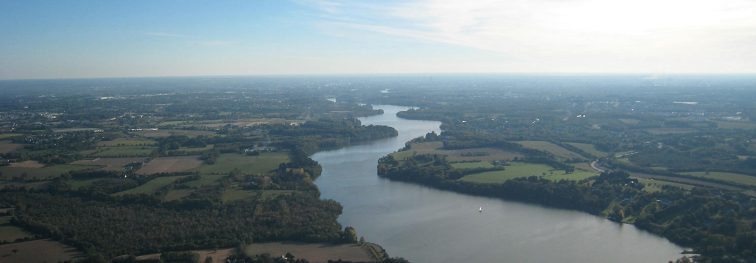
xmin=313 ymin=105 xmax=682 ymax=263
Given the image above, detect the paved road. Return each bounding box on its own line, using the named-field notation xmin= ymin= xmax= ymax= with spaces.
xmin=589 ymin=159 xmax=746 ymax=191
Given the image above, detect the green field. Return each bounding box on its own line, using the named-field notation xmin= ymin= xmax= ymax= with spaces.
xmin=451 ymin=161 xmax=495 ymax=169
xmin=391 ymin=141 xmax=521 ymax=162
xmin=221 ymin=189 xmax=258 ymax=203
xmin=0 ymin=133 xmax=22 ymax=140
xmin=97 ymin=138 xmax=156 ymax=147
xmin=517 ymin=141 xmax=585 ymax=161
xmin=114 ymin=176 xmax=183 ymax=196
xmin=169 ymin=144 xmax=214 ymax=154
xmin=0 ymin=164 xmax=99 ymax=180
xmin=638 ymin=178 xmax=694 ymax=193
xmin=221 ymin=189 xmax=293 ymax=203
xmin=0 ymin=224 xmax=35 ymax=242
xmin=0 ymin=141 xmax=22 ymax=153
xmin=89 ymin=146 xmax=155 ymax=157
xmin=163 ymin=189 xmax=194 ymax=201
xmin=66 ymin=178 xmax=102 ymax=189
xmin=196 ymin=152 xmax=289 ymax=175
xmin=680 ymin=171 xmax=756 ymax=187
xmin=459 ymin=162 xmax=597 ymax=184
xmin=185 ymin=174 xmax=227 ymax=188
xmin=715 ymin=120 xmax=756 ymax=130
xmin=566 ymin=142 xmax=608 ymax=158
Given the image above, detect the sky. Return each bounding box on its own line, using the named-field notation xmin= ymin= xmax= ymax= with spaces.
xmin=1 ymin=0 xmax=755 ymax=80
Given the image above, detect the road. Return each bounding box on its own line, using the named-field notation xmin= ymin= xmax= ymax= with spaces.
xmin=589 ymin=159 xmax=746 ymax=191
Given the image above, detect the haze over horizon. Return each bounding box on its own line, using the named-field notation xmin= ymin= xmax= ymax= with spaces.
xmin=2 ymin=0 xmax=756 ymax=80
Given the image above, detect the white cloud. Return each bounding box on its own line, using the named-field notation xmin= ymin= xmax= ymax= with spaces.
xmin=309 ymin=0 xmax=756 ymax=73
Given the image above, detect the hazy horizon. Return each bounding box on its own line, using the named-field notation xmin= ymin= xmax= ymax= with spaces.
xmin=2 ymin=0 xmax=756 ymax=80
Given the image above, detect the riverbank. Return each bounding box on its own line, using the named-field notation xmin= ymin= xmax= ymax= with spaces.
xmin=313 ymin=105 xmax=685 ymax=263
xmin=377 ymin=136 xmax=753 ymax=262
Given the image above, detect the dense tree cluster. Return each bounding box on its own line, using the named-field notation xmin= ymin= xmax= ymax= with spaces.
xmin=1 ymin=191 xmax=346 ymax=258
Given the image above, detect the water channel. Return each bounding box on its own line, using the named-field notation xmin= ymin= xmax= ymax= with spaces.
xmin=313 ymin=105 xmax=683 ymax=263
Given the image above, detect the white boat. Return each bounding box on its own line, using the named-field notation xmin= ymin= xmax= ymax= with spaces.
xmin=479 ymin=206 xmax=483 ymax=213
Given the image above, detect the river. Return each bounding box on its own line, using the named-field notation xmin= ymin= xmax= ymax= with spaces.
xmin=312 ymin=105 xmax=684 ymax=263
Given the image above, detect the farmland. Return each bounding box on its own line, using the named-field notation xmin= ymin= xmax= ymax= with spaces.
xmin=96 ymin=138 xmax=156 ymax=147
xmin=450 ymin=161 xmax=495 ymax=169
xmin=0 ymin=164 xmax=98 ymax=180
xmin=244 ymin=242 xmax=376 ymax=263
xmin=0 ymin=239 xmax=81 ymax=263
xmin=0 ymin=141 xmax=22 ymax=154
xmin=88 ymin=146 xmax=155 ymax=157
xmin=0 ymin=134 xmax=22 ymax=140
xmin=196 ymin=153 xmax=290 ymax=175
xmin=516 ymin=141 xmax=586 ymax=161
xmin=0 ymin=215 xmax=35 ymax=243
xmin=459 ymin=162 xmax=597 ymax=184
xmin=566 ymin=142 xmax=608 ymax=158
xmin=392 ymin=141 xmax=522 ymax=162
xmin=132 ymin=129 xmax=216 ymax=138
xmin=136 ymin=156 xmax=203 ymax=175
xmin=680 ymin=171 xmax=756 ymax=187
xmin=114 ymin=176 xmax=183 ymax=196
xmin=71 ymin=157 xmax=146 ymax=171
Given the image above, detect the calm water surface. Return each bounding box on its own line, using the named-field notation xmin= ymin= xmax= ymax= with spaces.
xmin=313 ymin=105 xmax=683 ymax=263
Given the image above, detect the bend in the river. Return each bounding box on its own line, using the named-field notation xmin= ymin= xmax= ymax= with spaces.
xmin=312 ymin=105 xmax=683 ymax=263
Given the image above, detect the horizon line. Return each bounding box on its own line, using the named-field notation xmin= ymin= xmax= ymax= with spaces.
xmin=3 ymin=72 xmax=756 ymax=82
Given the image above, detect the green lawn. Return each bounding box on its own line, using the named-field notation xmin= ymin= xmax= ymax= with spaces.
xmin=517 ymin=141 xmax=585 ymax=161
xmin=566 ymin=142 xmax=608 ymax=158
xmin=451 ymin=161 xmax=494 ymax=169
xmin=114 ymin=176 xmax=182 ymax=196
xmin=89 ymin=146 xmax=155 ymax=157
xmin=196 ymin=152 xmax=289 ymax=175
xmin=680 ymin=171 xmax=756 ymax=187
xmin=0 ymin=164 xmax=99 ymax=180
xmin=459 ymin=162 xmax=597 ymax=184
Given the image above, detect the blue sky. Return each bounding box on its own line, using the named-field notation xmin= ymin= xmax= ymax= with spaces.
xmin=1 ymin=0 xmax=755 ymax=79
